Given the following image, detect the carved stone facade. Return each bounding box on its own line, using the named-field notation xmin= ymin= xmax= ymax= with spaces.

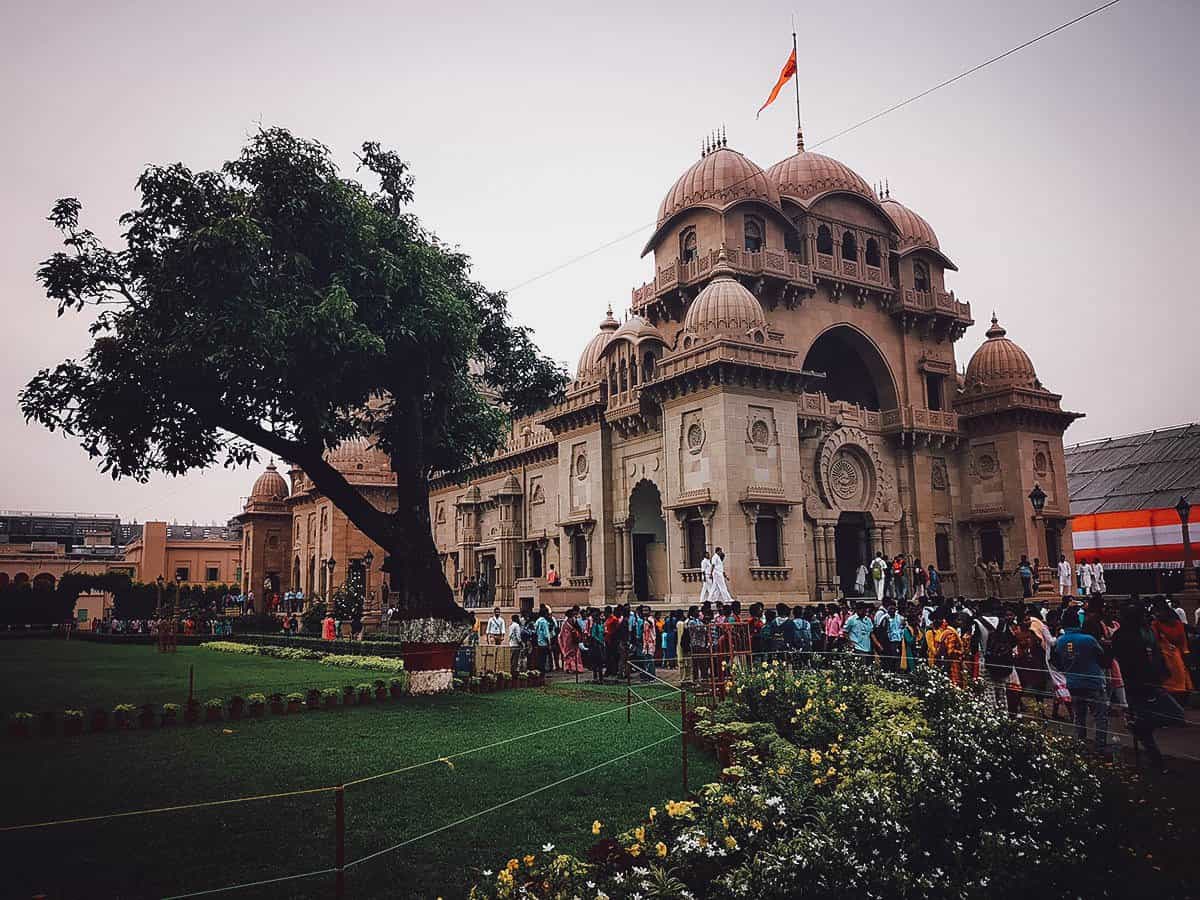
xmin=425 ymin=134 xmax=1085 ymax=612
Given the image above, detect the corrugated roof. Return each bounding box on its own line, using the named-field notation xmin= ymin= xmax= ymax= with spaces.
xmin=1064 ymin=423 xmax=1200 ymax=515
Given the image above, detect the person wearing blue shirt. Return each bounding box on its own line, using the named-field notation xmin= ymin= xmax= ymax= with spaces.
xmin=1052 ymin=617 xmax=1109 ymax=750
xmin=843 ymin=603 xmax=874 ymax=655
xmin=534 ymin=610 xmax=554 ymax=675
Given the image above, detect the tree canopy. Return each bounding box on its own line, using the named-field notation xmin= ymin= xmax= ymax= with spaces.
xmin=21 ymin=128 xmax=567 ymax=619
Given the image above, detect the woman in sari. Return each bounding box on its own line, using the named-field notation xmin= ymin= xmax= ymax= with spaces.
xmin=899 ymin=613 xmax=922 ymax=674
xmin=928 ymin=613 xmax=964 ymax=685
xmin=1152 ymin=604 xmax=1193 ymax=701
xmin=558 ymin=608 xmax=584 ymax=674
xmin=322 ymin=614 xmax=336 ymax=642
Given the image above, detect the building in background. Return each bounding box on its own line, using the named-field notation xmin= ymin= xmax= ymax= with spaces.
xmin=1066 ymin=423 xmax=1200 ymax=596
xmin=121 ymin=521 xmax=242 ymax=586
xmin=0 ymin=511 xmax=138 ymax=591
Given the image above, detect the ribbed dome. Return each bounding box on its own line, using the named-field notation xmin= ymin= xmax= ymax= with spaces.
xmin=682 ymin=258 xmax=768 ymax=342
xmin=657 ymin=147 xmax=780 ymax=228
xmin=965 ymin=315 xmax=1040 ymax=392
xmin=249 ymin=461 xmax=289 ymax=502
xmin=881 ymin=198 xmax=939 ymax=251
xmin=575 ymin=306 xmax=620 ymax=383
xmin=766 ymin=151 xmax=874 ymax=205
xmin=609 ymin=314 xmax=662 ymax=345
xmin=324 ymin=436 xmax=392 ymax=474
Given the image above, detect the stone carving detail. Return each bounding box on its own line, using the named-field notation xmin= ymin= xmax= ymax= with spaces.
xmin=575 ymin=450 xmax=589 ymax=479
xmin=814 ymin=426 xmax=896 ymax=516
xmin=530 ymin=483 xmax=545 ymax=504
xmin=687 ymin=422 xmax=705 ymax=454
xmin=829 ymin=452 xmax=861 ymax=502
xmin=976 ymin=453 xmax=997 ymax=479
xmin=1033 ymin=451 xmax=1048 ymax=477
xmin=931 ymin=460 xmax=948 ymax=492
xmin=750 ymin=419 xmax=770 ymax=447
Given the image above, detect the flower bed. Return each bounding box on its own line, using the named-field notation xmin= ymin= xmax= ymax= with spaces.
xmin=468 ymin=661 xmax=1146 ymax=900
xmin=228 ymin=634 xmax=407 ymax=658
xmin=201 ymin=641 xmax=409 ymax=675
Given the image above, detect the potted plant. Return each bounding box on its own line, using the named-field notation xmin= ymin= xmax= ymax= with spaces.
xmin=452 ymin=677 xmax=465 ymax=692
xmin=229 ymin=695 xmax=246 ymax=721
xmin=322 ymin=688 xmax=340 ymax=710
xmin=161 ymin=704 xmax=180 ymax=727
xmin=356 ymin=683 xmax=372 ymax=704
xmin=114 ymin=703 xmax=137 ymax=729
xmin=285 ymin=692 xmax=304 ymax=714
xmin=90 ymin=708 xmax=108 ymax=733
xmin=306 ymin=689 xmax=322 ymax=711
xmin=389 ymin=678 xmax=405 ymax=699
xmin=204 ymin=698 xmax=224 ymax=723
xmin=7 ymin=712 xmax=33 ymax=739
xmin=517 ymin=670 xmax=530 ymax=688
xmin=481 ymin=673 xmax=496 ymax=694
xmin=138 ymin=703 xmax=157 ymax=729
xmin=496 ymin=672 xmax=510 ymax=691
xmin=184 ymin=699 xmax=201 ymax=725
xmin=374 ymin=679 xmax=388 ymax=702
xmin=247 ymin=694 xmax=266 ymax=718
xmin=342 ymin=685 xmax=357 ymax=707
xmin=268 ymin=692 xmax=285 ymax=715
xmin=468 ymin=676 xmax=481 ymax=694
xmin=39 ymin=710 xmax=57 ymax=737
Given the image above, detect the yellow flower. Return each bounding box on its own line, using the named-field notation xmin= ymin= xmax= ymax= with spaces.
xmin=814 ymin=777 xmax=823 ymax=786
xmin=809 ymin=750 xmax=822 ymax=766
xmin=698 ymin=835 xmax=709 ymax=848
xmin=634 ymin=826 xmax=646 ymax=843
xmin=827 ymin=767 xmax=836 ymax=777
xmin=665 ymin=800 xmax=698 ymax=819
xmin=722 ymin=794 xmax=736 ymax=807
xmin=721 ymin=816 xmax=729 ymax=829
xmin=506 ymin=859 xmax=519 ymax=872
xmin=649 ymin=806 xmax=657 ymax=820
xmin=523 ymin=854 xmax=535 ymax=868
xmin=592 ymin=820 xmax=603 ymax=835
xmin=759 ymin=689 xmax=768 ymax=697
xmin=629 ymin=843 xmax=642 ymax=857
xmin=776 ymin=765 xmax=792 ymax=776
xmin=724 ymin=835 xmax=739 ymax=850
xmin=497 ymin=869 xmax=514 ymax=886
xmin=750 ymin=819 xmax=764 ymax=832
xmin=837 ymin=733 xmax=844 ymax=741
xmin=656 ymin=841 xmax=668 ymax=858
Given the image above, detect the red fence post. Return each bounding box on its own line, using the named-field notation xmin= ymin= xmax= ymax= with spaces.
xmin=335 ymin=785 xmax=345 ymax=899
xmin=188 ymin=664 xmax=194 ymax=708
xmin=680 ymin=688 xmax=689 ymax=795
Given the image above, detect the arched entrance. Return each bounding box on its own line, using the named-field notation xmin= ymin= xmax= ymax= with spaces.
xmin=802 ymin=326 xmax=898 ymax=411
xmin=629 ymin=480 xmax=666 ymax=603
xmin=32 ymin=573 xmax=56 ymax=592
xmin=835 ymin=511 xmax=872 ymax=596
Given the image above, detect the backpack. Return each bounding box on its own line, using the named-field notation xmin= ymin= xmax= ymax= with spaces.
xmin=978 ymin=618 xmax=1016 ymax=676
xmin=870 ymin=558 xmax=885 ymax=581
xmin=872 ymin=615 xmax=892 ymax=650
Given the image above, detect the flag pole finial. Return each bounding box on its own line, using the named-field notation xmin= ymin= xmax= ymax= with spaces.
xmin=796 ymin=125 xmax=805 ymax=153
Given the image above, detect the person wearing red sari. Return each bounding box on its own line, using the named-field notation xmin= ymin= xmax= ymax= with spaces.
xmin=558 ymin=607 xmax=584 ymax=673
xmin=1151 ymin=605 xmax=1193 ymax=700
xmin=928 ymin=613 xmax=964 ymax=686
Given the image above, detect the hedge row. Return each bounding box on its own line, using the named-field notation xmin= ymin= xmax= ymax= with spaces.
xmin=229 ymin=633 xmax=408 ymax=658
xmin=201 ymin=641 xmax=408 ymax=673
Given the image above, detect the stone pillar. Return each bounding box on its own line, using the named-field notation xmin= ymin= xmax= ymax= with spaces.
xmin=746 ymin=504 xmax=760 ymax=567
xmin=624 ymin=525 xmax=634 ymax=588
xmin=880 ymin=526 xmax=894 ymax=559
xmin=614 ymin=522 xmax=627 ymax=591
xmin=822 ymin=525 xmax=837 ymax=594
xmin=582 ymin=523 xmax=595 ymax=580
xmin=813 ymin=523 xmax=827 ymax=595
xmin=869 ymin=527 xmax=883 ymax=558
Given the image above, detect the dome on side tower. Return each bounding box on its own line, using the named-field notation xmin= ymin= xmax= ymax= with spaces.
xmin=575 ymin=306 xmax=620 ymax=385
xmin=964 ymin=314 xmax=1040 ymax=393
xmin=681 ymin=251 xmax=768 ymax=345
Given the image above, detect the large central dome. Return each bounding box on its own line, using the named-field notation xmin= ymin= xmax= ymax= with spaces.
xmin=766 ymin=150 xmax=874 ymax=205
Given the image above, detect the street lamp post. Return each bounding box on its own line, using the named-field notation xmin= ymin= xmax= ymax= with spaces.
xmin=1174 ymin=496 xmax=1199 ymax=606
xmin=1027 ymin=483 xmax=1049 ymax=596
xmin=362 ymin=550 xmax=380 ymax=632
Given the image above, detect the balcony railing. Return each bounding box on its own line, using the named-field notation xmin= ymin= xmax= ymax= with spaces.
xmin=632 ymin=248 xmax=813 ymax=308
xmin=898 ymin=289 xmax=972 ymax=322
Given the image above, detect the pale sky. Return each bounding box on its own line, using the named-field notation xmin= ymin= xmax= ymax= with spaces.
xmin=1 ymin=0 xmax=1196 ymax=524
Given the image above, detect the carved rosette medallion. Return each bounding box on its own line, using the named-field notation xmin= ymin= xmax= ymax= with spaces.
xmin=815 ymin=426 xmax=895 ymax=515
xmin=687 ymin=422 xmax=705 ymax=455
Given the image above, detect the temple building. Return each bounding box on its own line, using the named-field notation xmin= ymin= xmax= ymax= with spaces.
xmin=427 ymin=132 xmax=1083 ymax=615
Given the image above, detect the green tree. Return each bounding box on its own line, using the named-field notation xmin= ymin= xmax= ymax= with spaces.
xmin=21 ymin=128 xmax=566 ymax=622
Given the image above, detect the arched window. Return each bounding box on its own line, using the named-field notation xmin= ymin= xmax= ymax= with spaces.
xmin=680 ymin=228 xmax=698 ymax=263
xmin=841 ymin=230 xmax=857 ymax=262
xmin=643 ymin=350 xmax=657 ymax=379
xmin=865 ymin=238 xmax=881 ymax=267
xmin=619 ymin=360 xmax=628 ymax=393
xmin=744 ymin=216 xmax=764 ymax=253
xmin=755 ymin=513 xmax=781 ymax=567
xmin=913 ymin=260 xmax=931 ymax=292
xmin=887 ymin=253 xmax=900 ymax=285
xmin=816 ymin=224 xmax=833 ymax=255
xmin=609 ymin=364 xmax=617 ymax=394
xmin=785 ymin=220 xmax=805 ymax=259
xmin=630 ymin=356 xmax=638 ymax=386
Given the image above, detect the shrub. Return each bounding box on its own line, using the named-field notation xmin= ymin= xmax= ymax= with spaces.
xmin=246 ymin=694 xmax=266 ymax=707
xmin=113 ymin=704 xmax=137 ymax=714
xmin=11 ymin=712 xmax=34 ymax=721
xmin=204 ymin=698 xmax=224 ymax=709
xmin=285 ymin=692 xmax=304 ymax=703
xmin=320 ymin=654 xmax=406 ymax=674
xmin=161 ymin=704 xmax=180 ymax=715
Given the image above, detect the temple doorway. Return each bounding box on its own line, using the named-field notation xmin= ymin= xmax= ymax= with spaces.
xmin=835 ymin=511 xmax=870 ymax=596
xmin=630 ymin=480 xmax=666 ymax=603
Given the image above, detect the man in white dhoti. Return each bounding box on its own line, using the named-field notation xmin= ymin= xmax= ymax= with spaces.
xmin=1093 ymin=558 xmax=1106 ymax=594
xmin=699 ymin=552 xmax=713 ymax=604
xmin=1056 ymin=554 xmax=1072 ymax=597
xmin=1081 ymin=561 xmax=1095 ymax=596
xmin=854 ymin=561 xmax=868 ymax=597
xmin=710 ymin=547 xmax=734 ymax=603
xmin=870 ymin=552 xmax=887 ymax=604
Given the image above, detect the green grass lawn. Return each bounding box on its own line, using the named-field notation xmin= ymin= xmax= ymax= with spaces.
xmin=0 ymin=640 xmax=394 ymax=713
xmin=1 ymin=642 xmax=712 ymax=899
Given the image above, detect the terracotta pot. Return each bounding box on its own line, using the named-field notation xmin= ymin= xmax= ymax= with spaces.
xmin=285 ymin=700 xmax=302 ymax=714
xmin=517 ymin=677 xmax=528 ymax=688
xmin=90 ymin=711 xmax=107 ymax=733
xmin=205 ymin=707 xmax=223 ymax=723
xmin=389 ymin=685 xmax=404 ymax=699
xmin=65 ymin=718 xmax=84 ymax=736
xmin=402 ymin=642 xmax=459 ymax=672
xmin=374 ymin=687 xmax=388 ymax=702
xmin=249 ymin=704 xmax=265 ymax=718
xmin=323 ymin=695 xmax=338 ymax=710
xmin=306 ymin=692 xmax=322 ymax=711
xmin=270 ymin=701 xmax=286 ymax=715
xmin=7 ymin=720 xmax=30 ymax=739
xmin=114 ymin=712 xmax=133 ymax=730
xmin=357 ymin=691 xmax=372 ymax=705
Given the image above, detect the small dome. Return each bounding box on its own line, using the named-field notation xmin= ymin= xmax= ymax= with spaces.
xmin=324 ymin=436 xmax=391 ymax=474
xmin=682 ymin=255 xmax=768 ymax=343
xmin=608 ymin=314 xmax=662 ymax=346
xmin=766 ymin=151 xmax=874 ymax=205
xmin=964 ymin=314 xmax=1040 ymax=393
xmin=495 ymin=474 xmax=523 ymax=496
xmin=881 ymin=198 xmax=957 ymax=270
xmin=249 ymin=461 xmax=288 ymax=502
xmin=657 ymin=146 xmax=780 ymax=229
xmin=575 ymin=306 xmax=620 ymax=384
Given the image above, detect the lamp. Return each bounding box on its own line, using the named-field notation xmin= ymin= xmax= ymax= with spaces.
xmin=1028 ymin=483 xmax=1047 ymax=515
xmin=1175 ymin=495 xmax=1191 ymax=525
xmin=363 ymin=550 xmax=374 ymax=569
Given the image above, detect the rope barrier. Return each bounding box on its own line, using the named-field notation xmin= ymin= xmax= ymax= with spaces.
xmin=344 ymin=732 xmax=679 ymax=871
xmin=159 ymin=865 xmax=338 ymax=899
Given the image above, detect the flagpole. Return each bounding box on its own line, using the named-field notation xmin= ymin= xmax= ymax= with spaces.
xmin=791 ymin=24 xmax=803 ymax=148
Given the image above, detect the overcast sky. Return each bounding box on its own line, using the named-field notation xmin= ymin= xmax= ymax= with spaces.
xmin=1 ymin=0 xmax=1196 ymax=524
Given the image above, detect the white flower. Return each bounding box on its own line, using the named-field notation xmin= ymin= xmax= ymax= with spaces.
xmin=482 ymin=869 xmax=493 ymax=876
xmin=542 ymin=843 xmax=555 ymax=852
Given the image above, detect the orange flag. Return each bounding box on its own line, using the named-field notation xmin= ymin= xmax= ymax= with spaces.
xmin=756 ymin=48 xmax=797 ymax=118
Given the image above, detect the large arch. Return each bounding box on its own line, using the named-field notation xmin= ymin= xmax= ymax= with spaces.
xmin=32 ymin=573 xmax=56 ymax=592
xmin=629 ymin=479 xmax=667 ymax=603
xmin=802 ymin=325 xmax=899 ymax=411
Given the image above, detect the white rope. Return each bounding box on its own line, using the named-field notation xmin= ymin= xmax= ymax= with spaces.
xmin=160 ymin=865 xmax=337 ymax=899
xmin=344 ymin=733 xmax=678 ymax=870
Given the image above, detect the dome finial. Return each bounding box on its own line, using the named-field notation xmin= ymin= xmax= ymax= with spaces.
xmin=986 ymin=312 xmax=1007 ymax=339
xmin=884 ymin=178 xmax=890 ymax=199
xmin=712 ymin=244 xmax=735 ymax=278
xmin=796 ymin=125 xmax=805 ymax=152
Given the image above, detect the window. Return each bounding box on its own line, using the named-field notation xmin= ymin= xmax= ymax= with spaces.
xmin=174 ymin=567 xmax=190 ymax=583
xmin=571 ymin=533 xmax=588 ymax=577
xmin=926 ymin=374 xmax=945 ymax=411
xmin=913 ymin=260 xmax=930 ymax=292
xmin=980 ymin=529 xmax=1004 ymax=567
xmin=643 ymin=351 xmax=657 ymax=379
xmin=529 ymin=546 xmax=543 ymax=579
xmin=686 ymin=515 xmax=707 ymax=568
xmin=630 ymin=357 xmax=638 ymax=386
xmin=816 ymin=224 xmax=833 ymax=255
xmin=680 ymin=228 xmax=698 ymax=263
xmin=888 ymin=253 xmax=899 ymax=285
xmin=755 ymin=513 xmax=781 ymax=567
xmin=744 ymin=217 xmax=764 ymax=252
xmin=841 ymin=230 xmax=857 ymax=262
xmin=865 ymin=238 xmax=881 ymax=267
xmin=205 ymin=566 xmax=219 ymax=582
xmin=935 ymin=531 xmax=952 ymax=572
xmin=619 ymin=361 xmax=628 ymax=392
xmin=784 ymin=220 xmax=804 ymax=257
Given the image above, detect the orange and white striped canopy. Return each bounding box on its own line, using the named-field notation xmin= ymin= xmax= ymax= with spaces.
xmin=1072 ymin=507 xmax=1196 ymax=569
